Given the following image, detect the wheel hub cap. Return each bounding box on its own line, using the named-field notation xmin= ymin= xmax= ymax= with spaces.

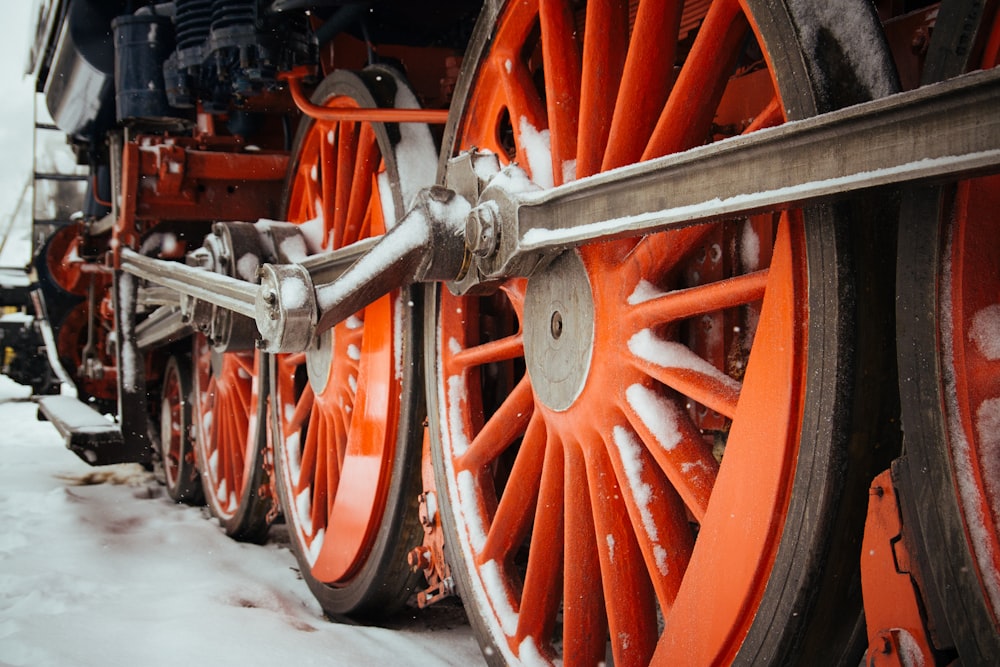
xmin=523 ymin=250 xmax=595 ymax=411
xmin=306 ymin=328 xmax=334 ymax=395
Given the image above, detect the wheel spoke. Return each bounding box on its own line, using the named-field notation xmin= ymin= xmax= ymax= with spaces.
xmin=289 ymin=382 xmax=315 ymax=435
xmin=336 ymin=118 xmax=356 ymax=233
xmin=219 ymin=403 xmax=240 ymax=495
xmin=562 ymin=440 xmax=608 ymax=665
xmin=628 ymin=270 xmax=768 ymax=330
xmin=458 ymin=376 xmax=534 ymax=473
xmin=644 ymin=0 xmax=748 ymax=159
xmin=298 ymin=405 xmax=319 ymax=495
xmin=294 ymin=154 xmax=319 ymax=223
xmin=310 ymin=410 xmax=330 ymax=531
xmin=603 ymin=0 xmax=682 ymax=171
xmin=334 ymin=393 xmax=352 ymax=470
xmin=496 ymin=58 xmax=548 ymax=179
xmin=513 ymin=428 xmax=564 ymax=649
xmin=623 ymin=225 xmax=716 ymax=288
xmin=234 ymin=353 xmax=254 ymax=377
xmin=620 ymin=383 xmax=717 ymax=522
xmin=343 ymin=124 xmax=376 ymax=247
xmin=576 ymin=0 xmax=628 ymax=179
xmin=333 ymin=121 xmax=360 ymax=247
xmin=320 ymin=122 xmax=337 ymax=238
xmin=538 ymin=0 xmax=581 ymax=184
xmin=447 ymin=334 xmax=524 ymax=374
xmin=745 ymin=95 xmax=783 ymax=133
xmin=606 ymin=423 xmax=695 ymax=607
xmin=498 ymin=53 xmax=546 ymax=127
xmin=585 ymin=440 xmax=658 ymax=666
xmin=480 ymin=411 xmax=546 ymax=564
xmin=628 ymin=331 xmax=741 ymax=419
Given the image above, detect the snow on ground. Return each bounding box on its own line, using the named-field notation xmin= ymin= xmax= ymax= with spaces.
xmin=0 ymin=376 xmax=482 ymax=667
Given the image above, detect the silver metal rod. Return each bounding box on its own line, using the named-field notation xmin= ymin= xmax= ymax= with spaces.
xmin=300 ymin=236 xmax=380 ymax=285
xmin=512 ymin=67 xmax=1000 ymax=254
xmin=135 ymin=306 xmax=192 ymax=350
xmin=119 ymin=248 xmax=258 ymax=320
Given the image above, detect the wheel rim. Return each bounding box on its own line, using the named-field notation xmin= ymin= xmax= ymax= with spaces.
xmin=940 ymin=26 xmax=1000 ymax=627
xmin=428 ymin=1 xmax=883 ymax=663
xmin=894 ymin=9 xmax=1000 ymax=654
xmin=947 ymin=173 xmax=1000 ymax=624
xmin=274 ymin=81 xmax=405 ymax=585
xmin=161 ymin=360 xmax=185 ymax=492
xmin=159 ymin=354 xmax=202 ymax=504
xmin=194 ymin=336 xmax=261 ymax=521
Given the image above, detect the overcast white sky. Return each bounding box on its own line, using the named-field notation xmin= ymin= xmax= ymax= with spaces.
xmin=0 ymin=2 xmax=43 ymax=266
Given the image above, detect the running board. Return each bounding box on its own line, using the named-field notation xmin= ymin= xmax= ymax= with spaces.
xmin=36 ymin=395 xmax=148 ymax=466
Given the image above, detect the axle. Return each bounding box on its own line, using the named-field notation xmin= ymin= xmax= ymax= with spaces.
xmin=122 ymin=67 xmax=1000 ymax=353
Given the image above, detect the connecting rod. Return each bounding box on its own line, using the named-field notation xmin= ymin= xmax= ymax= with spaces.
xmin=120 ymin=187 xmax=468 ymax=353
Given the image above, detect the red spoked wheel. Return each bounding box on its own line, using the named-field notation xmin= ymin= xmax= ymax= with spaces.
xmin=426 ymin=1 xmax=898 ymax=664
xmin=193 ymin=335 xmax=272 ymax=541
xmin=158 ymin=353 xmax=203 ymax=504
xmin=895 ymin=7 xmax=1000 ymax=661
xmin=270 ymin=67 xmax=434 ymax=617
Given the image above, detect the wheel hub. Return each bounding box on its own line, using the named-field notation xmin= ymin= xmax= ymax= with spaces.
xmin=306 ymin=328 xmax=334 ymax=395
xmin=523 ymin=250 xmax=595 ymax=411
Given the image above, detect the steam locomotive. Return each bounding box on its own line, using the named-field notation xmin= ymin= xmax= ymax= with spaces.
xmin=3 ymin=0 xmax=998 ymax=664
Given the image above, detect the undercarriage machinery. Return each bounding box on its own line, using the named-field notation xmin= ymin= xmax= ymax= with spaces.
xmin=3 ymin=0 xmax=999 ymax=664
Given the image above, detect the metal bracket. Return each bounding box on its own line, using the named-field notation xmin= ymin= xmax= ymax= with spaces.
xmin=861 ymin=468 xmax=936 ymax=666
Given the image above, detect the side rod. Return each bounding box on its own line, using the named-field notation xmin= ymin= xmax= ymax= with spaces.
xmin=523 ymin=66 xmax=1000 ymax=246
xmin=454 ymin=66 xmax=1000 ymax=290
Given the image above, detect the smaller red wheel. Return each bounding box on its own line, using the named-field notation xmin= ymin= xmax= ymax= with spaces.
xmin=270 ymin=66 xmax=431 ymax=618
xmin=158 ymin=353 xmax=203 ymax=504
xmin=193 ymin=335 xmax=272 ymax=541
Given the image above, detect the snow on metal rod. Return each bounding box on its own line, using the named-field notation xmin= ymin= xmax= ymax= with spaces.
xmin=510 ymin=66 xmax=1000 ymax=254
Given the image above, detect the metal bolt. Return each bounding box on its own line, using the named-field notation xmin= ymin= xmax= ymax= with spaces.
xmin=550 ymin=311 xmax=563 ymax=339
xmin=407 ymin=546 xmax=432 ymax=571
xmin=466 ymin=201 xmax=499 ymax=257
xmin=263 ymin=289 xmax=279 ymax=320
